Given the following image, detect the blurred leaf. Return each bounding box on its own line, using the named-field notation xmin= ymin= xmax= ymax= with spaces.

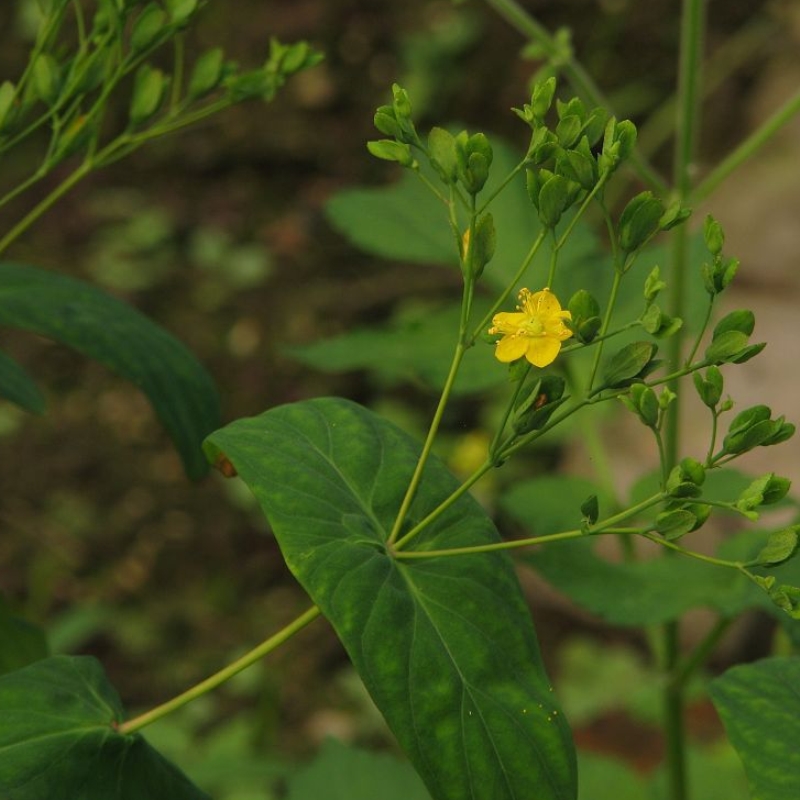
xmin=205 ymin=398 xmax=577 ymax=800
xmin=709 ymin=657 xmax=800 ymax=800
xmin=577 ymin=753 xmax=646 ymax=800
xmin=0 ymin=655 xmax=209 ymax=799
xmin=146 ymin=712 xmax=285 ymax=799
xmin=649 ymin=741 xmax=749 ymax=800
xmin=502 ymin=477 xmax=734 ymax=625
xmin=0 ymin=349 xmax=45 ymax=413
xmin=0 ymin=262 xmax=220 ymax=479
xmin=285 ymin=738 xmax=431 ymax=800
xmin=326 ymin=137 xmax=600 ymax=295
xmin=285 ymin=300 xmax=500 ymax=394
xmin=0 ymin=597 xmax=48 ymax=675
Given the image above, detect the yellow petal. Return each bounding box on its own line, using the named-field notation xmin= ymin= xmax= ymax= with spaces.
xmin=495 ymin=334 xmax=529 ymax=362
xmin=524 ymin=336 xmax=562 ymax=367
xmin=545 ymin=317 xmax=573 ymax=341
xmin=524 ymin=288 xmax=562 ymax=317
xmin=490 ymin=311 xmax=527 ymax=335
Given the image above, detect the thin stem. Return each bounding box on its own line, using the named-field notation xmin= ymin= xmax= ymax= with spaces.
xmin=0 ymin=161 xmax=92 ymax=257
xmin=395 ymin=493 xmax=664 ymax=559
xmin=386 ymin=342 xmax=467 ymax=546
xmin=663 ymin=2 xmax=705 ymax=798
xmin=694 ymin=88 xmax=800 ymax=202
xmin=685 ymin=298 xmax=714 ymax=366
xmin=671 ymin=616 xmax=733 ymax=689
xmin=469 ymin=229 xmax=547 ymax=344
xmin=394 ymin=459 xmax=495 ymax=551
xmin=586 ymin=268 xmax=623 ymax=393
xmin=477 ymin=161 xmax=525 ymax=215
xmin=118 ymin=605 xmax=322 ymax=736
xmin=488 ymin=366 xmax=530 ymax=459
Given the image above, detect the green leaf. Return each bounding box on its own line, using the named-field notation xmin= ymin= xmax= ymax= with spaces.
xmin=284 ymin=300 xmax=501 ymax=395
xmin=0 ymin=262 xmax=220 ymax=479
xmin=0 ymin=597 xmax=48 ymax=676
xmin=204 ymin=398 xmax=577 ymax=800
xmin=709 ymin=657 xmax=800 ymax=800
xmin=755 ymin=528 xmax=799 ymax=567
xmin=0 ymin=655 xmax=210 ymax=799
xmin=602 ymin=341 xmax=658 ymax=389
xmin=285 ymin=739 xmax=431 ymax=800
xmin=0 ymin=349 xmax=45 ymax=413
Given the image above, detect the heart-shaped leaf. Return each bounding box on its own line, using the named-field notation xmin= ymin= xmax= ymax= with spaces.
xmin=0 ymin=655 xmax=209 ymax=799
xmin=709 ymin=657 xmax=800 ymax=800
xmin=204 ymin=397 xmax=576 ymax=800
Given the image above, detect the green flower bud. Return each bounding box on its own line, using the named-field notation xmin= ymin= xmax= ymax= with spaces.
xmin=512 ymin=375 xmax=568 ymax=435
xmin=129 ymin=64 xmax=166 ymax=125
xmin=366 ymin=139 xmax=416 ymax=168
xmin=531 ymin=77 xmax=556 ymax=121
xmin=618 ymin=191 xmax=665 ymax=253
xmin=693 ymin=366 xmax=723 ymax=408
xmin=131 ymin=4 xmax=168 ymax=52
xmin=428 ymin=127 xmax=458 ymax=184
xmin=643 ymin=265 xmax=667 ymax=304
xmin=703 ymin=214 xmax=725 ymax=256
xmin=620 ymin=382 xmax=659 ymax=428
xmin=454 ymin=132 xmax=493 ymax=194
xmin=188 ymin=48 xmax=225 ymax=99
xmin=32 ymin=53 xmax=61 ymax=106
xmin=660 ymin=200 xmax=692 ymax=231
xmin=537 ymin=173 xmax=574 ymax=229
xmin=555 ymin=114 xmax=582 ymax=148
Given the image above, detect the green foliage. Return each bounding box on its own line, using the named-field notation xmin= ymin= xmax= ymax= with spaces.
xmin=285 ymin=738 xmax=431 ymax=800
xmin=501 ymin=475 xmax=800 ymax=626
xmin=0 ymin=262 xmax=220 ymax=479
xmin=285 ymin=300 xmax=501 ymax=395
xmin=204 ymin=398 xmax=577 ymax=800
xmin=710 ymin=657 xmax=800 ymax=800
xmin=0 ymin=598 xmax=48 ymax=676
xmin=0 ymin=349 xmax=45 ymax=413
xmin=0 ymin=656 xmax=208 ymax=799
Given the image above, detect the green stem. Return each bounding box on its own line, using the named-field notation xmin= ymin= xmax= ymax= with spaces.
xmin=469 ymin=229 xmax=547 ymax=344
xmin=0 ymin=161 xmax=92 ymax=257
xmin=693 ymin=87 xmax=800 ymax=202
xmin=118 ymin=605 xmax=322 ymax=736
xmin=663 ymin=2 xmax=705 ymax=797
xmin=394 ymin=459 xmax=495 ymax=551
xmin=488 ymin=366 xmax=530 ymax=460
xmin=477 ymin=161 xmax=525 ymax=215
xmin=671 ymin=616 xmax=733 ymax=689
xmin=386 ymin=341 xmax=467 ymax=546
xmin=586 ymin=268 xmax=623 ymax=393
xmin=395 ymin=493 xmax=664 ymax=559
xmin=685 ymin=298 xmax=714 ymax=366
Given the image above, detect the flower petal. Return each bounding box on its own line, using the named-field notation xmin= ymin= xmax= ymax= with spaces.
xmin=527 ymin=289 xmax=562 ymax=317
xmin=495 ymin=334 xmax=529 ymax=362
xmin=490 ymin=311 xmax=527 ymax=335
xmin=524 ymin=337 xmax=562 ymax=368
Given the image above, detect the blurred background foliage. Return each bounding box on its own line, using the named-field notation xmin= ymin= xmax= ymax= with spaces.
xmin=0 ymin=0 xmax=798 ymax=797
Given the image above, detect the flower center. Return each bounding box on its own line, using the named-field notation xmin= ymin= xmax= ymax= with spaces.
xmin=521 ymin=316 xmax=545 ymax=336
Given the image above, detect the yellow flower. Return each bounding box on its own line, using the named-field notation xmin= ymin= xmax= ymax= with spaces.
xmin=489 ymin=288 xmax=572 ymax=367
